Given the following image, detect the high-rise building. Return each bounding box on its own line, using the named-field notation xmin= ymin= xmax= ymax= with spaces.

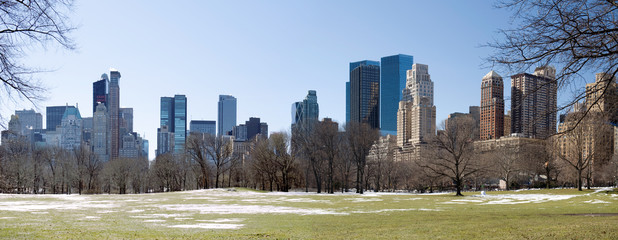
xmin=218 ymin=95 xmax=237 ymax=136
xmin=504 ymin=111 xmax=512 ymax=136
xmin=291 ymin=90 xmax=319 ymax=133
xmin=346 ymin=82 xmax=350 ymax=123
xmin=380 ymin=54 xmax=413 ymax=135
xmin=173 ymin=95 xmax=187 ymax=153
xmin=46 ymin=106 xmax=74 ymax=131
xmin=511 ymin=66 xmax=557 ymax=139
xmin=15 ymin=109 xmax=43 ymax=134
xmin=93 ymin=73 xmax=109 ymax=113
xmin=157 ymin=95 xmax=187 ymax=156
xmin=60 ymin=107 xmax=83 ymax=150
xmin=109 ymin=69 xmax=121 ymax=159
xmin=93 ymin=103 xmax=109 ymax=162
xmin=350 ymin=60 xmax=380 ymax=128
xmin=347 ymin=60 xmax=379 ymax=125
xmin=119 ymin=133 xmax=139 ymax=159
xmin=119 ymin=108 xmax=133 ymax=138
xmin=586 ymin=73 xmax=618 ymax=123
xmin=190 ymin=120 xmax=216 ymax=136
xmin=397 ymin=63 xmax=436 ymax=146
xmin=235 ymin=117 xmax=268 ymax=141
xmin=246 ymin=117 xmax=261 ymax=141
xmin=480 ymin=71 xmax=505 ymax=140
xmin=156 ymin=125 xmax=174 ymax=156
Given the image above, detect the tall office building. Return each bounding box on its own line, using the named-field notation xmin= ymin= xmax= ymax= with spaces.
xmin=218 ymin=95 xmax=237 ymax=136
xmin=511 ymin=66 xmax=557 ymax=139
xmin=586 ymin=73 xmax=618 ymax=123
xmin=397 ymin=63 xmax=436 ymax=146
xmin=173 ymin=95 xmax=187 ymax=154
xmin=15 ymin=109 xmax=43 ymax=134
xmin=93 ymin=73 xmax=109 ymax=113
xmin=46 ymin=106 xmax=74 ymax=131
xmin=480 ymin=71 xmax=504 ymax=140
xmin=380 ymin=54 xmax=413 ymax=135
xmin=93 ymin=103 xmax=109 ymax=162
xmin=347 ymin=60 xmax=379 ymax=125
xmin=350 ymin=60 xmax=381 ymax=128
xmin=291 ymin=90 xmax=319 ymax=132
xmin=109 ymin=69 xmax=121 ymax=159
xmin=119 ymin=108 xmax=133 ymax=138
xmin=156 ymin=125 xmax=174 ymax=156
xmin=190 ymin=120 xmax=216 ymax=135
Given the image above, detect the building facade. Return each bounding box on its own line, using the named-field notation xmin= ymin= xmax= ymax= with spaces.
xmin=93 ymin=103 xmax=109 ymax=162
xmin=93 ymin=73 xmax=109 ymax=113
xmin=109 ymin=70 xmax=121 ymax=159
xmin=480 ymin=71 xmax=504 ymax=140
xmin=46 ymin=106 xmax=74 ymax=131
xmin=511 ymin=66 xmax=557 ymax=139
xmin=291 ymin=90 xmax=319 ymax=133
xmin=60 ymin=107 xmax=83 ymax=150
xmin=350 ymin=60 xmax=381 ymax=128
xmin=190 ymin=120 xmax=216 ymax=136
xmin=380 ymin=54 xmax=413 ymax=135
xmin=398 ymin=63 xmax=436 ymax=145
xmin=173 ymin=95 xmax=187 ymax=154
xmin=218 ymin=95 xmax=237 ymax=136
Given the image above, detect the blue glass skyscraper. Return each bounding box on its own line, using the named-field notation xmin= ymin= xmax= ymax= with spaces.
xmin=218 ymin=95 xmax=237 ymax=136
xmin=349 ymin=60 xmax=381 ymax=129
xmin=380 ymin=54 xmax=413 ymax=135
xmin=173 ymin=94 xmax=187 ymax=154
xmin=347 ymin=60 xmax=379 ymax=125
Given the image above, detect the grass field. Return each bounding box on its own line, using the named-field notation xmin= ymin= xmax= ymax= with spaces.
xmin=0 ymin=188 xmax=617 ymax=239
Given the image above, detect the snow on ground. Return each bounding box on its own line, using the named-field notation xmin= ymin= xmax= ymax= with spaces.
xmin=169 ymin=223 xmax=244 ymax=229
xmin=196 ymin=218 xmax=245 ymax=223
xmin=480 ymin=194 xmax=577 ymax=205
xmin=158 ymin=204 xmax=347 ymax=215
xmin=583 ymin=199 xmax=610 ymax=204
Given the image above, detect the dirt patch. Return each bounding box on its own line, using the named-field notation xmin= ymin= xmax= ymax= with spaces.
xmin=564 ymin=213 xmax=618 ymax=217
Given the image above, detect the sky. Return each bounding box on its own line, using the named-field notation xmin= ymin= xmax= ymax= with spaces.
xmin=2 ymin=1 xmax=593 ymax=159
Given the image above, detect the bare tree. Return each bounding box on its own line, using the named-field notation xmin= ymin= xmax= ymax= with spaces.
xmin=344 ymin=122 xmax=379 ymax=194
xmin=421 ymin=117 xmax=481 ymax=196
xmin=270 ymin=132 xmax=295 ymax=192
xmin=488 ymin=0 xmax=618 ymax=129
xmin=315 ymin=120 xmax=339 ymax=194
xmin=203 ymin=134 xmax=233 ymax=188
xmin=0 ymin=0 xmax=75 ymax=122
xmin=186 ymin=133 xmax=211 ymax=189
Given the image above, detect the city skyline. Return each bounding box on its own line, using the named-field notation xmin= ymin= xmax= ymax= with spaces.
xmin=0 ymin=1 xmax=599 ymax=159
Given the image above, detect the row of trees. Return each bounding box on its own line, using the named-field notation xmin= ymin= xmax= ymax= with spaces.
xmin=2 ymin=115 xmax=615 ymax=195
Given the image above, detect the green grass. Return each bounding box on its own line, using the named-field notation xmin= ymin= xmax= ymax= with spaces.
xmin=0 ymin=188 xmax=617 ymax=239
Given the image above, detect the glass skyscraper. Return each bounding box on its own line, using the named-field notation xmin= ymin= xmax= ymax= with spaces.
xmin=173 ymin=95 xmax=187 ymax=154
xmin=380 ymin=54 xmax=413 ymax=135
xmin=347 ymin=60 xmax=379 ymax=125
xmin=109 ymin=69 xmax=121 ymax=159
xmin=92 ymin=73 xmax=109 ymax=113
xmin=46 ymin=106 xmax=75 ymax=131
xmin=218 ymin=95 xmax=237 ymax=136
xmin=292 ymin=90 xmax=319 ymax=132
xmin=349 ymin=60 xmax=380 ymax=129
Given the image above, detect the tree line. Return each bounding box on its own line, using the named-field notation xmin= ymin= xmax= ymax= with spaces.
xmin=1 ymin=115 xmax=616 ymax=195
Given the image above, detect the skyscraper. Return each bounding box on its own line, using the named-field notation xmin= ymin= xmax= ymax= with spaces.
xmin=380 ymin=54 xmax=413 ymax=135
xmin=350 ymin=60 xmax=380 ymax=128
xmin=109 ymin=69 xmax=121 ymax=159
xmin=347 ymin=60 xmax=380 ymax=125
xmin=119 ymin=108 xmax=133 ymax=139
xmin=218 ymin=95 xmax=237 ymax=136
xmin=397 ymin=63 xmax=436 ymax=145
xmin=511 ymin=66 xmax=557 ymax=139
xmin=93 ymin=103 xmax=109 ymax=162
xmin=15 ymin=109 xmax=43 ymax=134
xmin=173 ymin=95 xmax=187 ymax=154
xmin=480 ymin=70 xmax=504 ymax=140
xmin=291 ymin=90 xmax=319 ymax=132
xmin=46 ymin=106 xmax=74 ymax=131
xmin=93 ymin=73 xmax=109 ymax=113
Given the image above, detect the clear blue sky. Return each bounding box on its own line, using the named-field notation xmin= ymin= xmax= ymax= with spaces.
xmin=4 ymin=1 xmax=584 ymax=159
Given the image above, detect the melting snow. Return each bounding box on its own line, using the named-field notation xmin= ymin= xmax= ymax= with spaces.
xmin=169 ymin=223 xmax=244 ymax=229
xmin=159 ymin=204 xmax=346 ymax=215
xmin=584 ymin=199 xmax=610 ymax=204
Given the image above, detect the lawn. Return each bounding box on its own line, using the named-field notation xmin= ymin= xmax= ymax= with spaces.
xmin=0 ymin=188 xmax=616 ymax=239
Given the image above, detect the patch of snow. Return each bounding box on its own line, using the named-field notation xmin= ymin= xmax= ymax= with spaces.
xmin=344 ymin=198 xmax=382 ymax=203
xmin=144 ymin=219 xmax=166 ymax=223
xmin=97 ymin=210 xmax=117 ymax=214
xmin=84 ymin=216 xmax=100 ymax=220
xmin=174 ymin=218 xmax=193 ymax=220
xmin=481 ymin=194 xmax=576 ymax=205
xmin=0 ymin=217 xmax=16 ymax=219
xmin=196 ymin=218 xmax=244 ymax=223
xmin=351 ymin=208 xmax=441 ymax=213
xmin=584 ymin=199 xmax=610 ymax=204
xmin=159 ymin=204 xmax=346 ymax=215
xmin=169 ymin=223 xmax=244 ymax=229
xmin=127 ymin=209 xmax=144 ymax=213
xmin=31 ymin=212 xmax=49 ymax=214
